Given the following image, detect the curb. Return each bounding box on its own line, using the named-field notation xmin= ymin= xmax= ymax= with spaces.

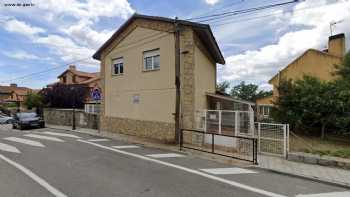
xmin=45 ymin=125 xmax=350 ymax=189
xmin=254 ymin=166 xmax=350 ymax=190
xmin=45 ymin=125 xmax=251 ymax=167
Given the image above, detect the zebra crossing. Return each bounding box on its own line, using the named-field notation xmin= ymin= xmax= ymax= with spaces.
xmin=0 ymin=130 xmax=348 ymax=197
xmin=0 ymin=132 xmax=80 ymax=153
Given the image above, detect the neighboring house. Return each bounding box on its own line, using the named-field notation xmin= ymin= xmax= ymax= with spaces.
xmin=0 ymin=83 xmax=34 ymax=109
xmin=93 ymin=14 xmax=254 ymax=143
xmin=49 ymin=65 xmax=101 ymax=113
xmin=256 ymin=33 xmax=346 ymax=119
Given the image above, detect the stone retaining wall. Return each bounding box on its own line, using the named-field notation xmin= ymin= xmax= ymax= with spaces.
xmin=43 ymin=108 xmax=99 ymax=130
xmin=288 ymin=152 xmax=350 ymax=170
xmin=100 ymin=115 xmax=175 ymax=143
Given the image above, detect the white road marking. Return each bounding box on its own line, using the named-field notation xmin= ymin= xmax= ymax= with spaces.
xmin=200 ymin=168 xmax=257 ymax=175
xmin=296 ymin=191 xmax=350 ymax=197
xmin=78 ymin=140 xmax=286 ymax=197
xmin=24 ymin=134 xmax=65 ymax=142
xmin=146 ymin=153 xmax=185 ymax=158
xmin=112 ymin=145 xmax=140 ymax=149
xmin=0 ymin=142 xmax=21 ymax=153
xmin=4 ymin=137 xmax=45 ymax=147
xmin=42 ymin=131 xmax=80 ymax=139
xmin=0 ymin=154 xmax=67 ymax=197
xmin=87 ymin=139 xmax=109 ymax=142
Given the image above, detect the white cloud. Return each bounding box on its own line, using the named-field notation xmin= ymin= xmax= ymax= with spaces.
xmin=3 ymin=51 xmax=40 ymax=60
xmin=3 ymin=19 xmax=45 ymax=36
xmin=218 ymin=0 xmax=350 ymax=89
xmin=0 ymin=0 xmax=135 ymax=69
xmin=62 ymin=19 xmax=113 ymax=49
xmin=205 ymin=0 xmax=220 ymax=5
xmin=32 ymin=0 xmax=134 ymax=20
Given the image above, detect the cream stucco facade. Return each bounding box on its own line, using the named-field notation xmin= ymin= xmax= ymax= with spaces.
xmin=94 ymin=14 xmax=225 ymax=143
xmin=104 ymin=27 xmax=176 ymax=123
xmin=256 ymin=33 xmax=346 ymax=119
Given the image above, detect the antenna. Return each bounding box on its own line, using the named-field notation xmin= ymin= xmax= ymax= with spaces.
xmin=330 ymin=20 xmax=343 ymax=36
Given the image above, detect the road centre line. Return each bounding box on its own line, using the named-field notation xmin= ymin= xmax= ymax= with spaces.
xmin=200 ymin=168 xmax=257 ymax=175
xmin=296 ymin=191 xmax=350 ymax=196
xmin=0 ymin=154 xmax=67 ymax=197
xmin=87 ymin=139 xmax=109 ymax=142
xmin=78 ymin=139 xmax=286 ymax=197
xmin=112 ymin=145 xmax=140 ymax=149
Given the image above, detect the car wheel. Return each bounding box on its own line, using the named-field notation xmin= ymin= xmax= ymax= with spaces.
xmin=12 ymin=124 xmax=16 ymax=129
xmin=18 ymin=124 xmax=23 ymax=130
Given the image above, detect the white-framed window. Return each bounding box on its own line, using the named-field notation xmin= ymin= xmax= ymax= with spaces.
xmin=259 ymin=105 xmax=272 ymax=116
xmin=143 ymin=49 xmax=160 ymax=71
xmin=112 ymin=57 xmax=124 ymax=75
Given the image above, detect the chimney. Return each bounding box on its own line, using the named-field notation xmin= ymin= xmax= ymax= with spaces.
xmin=10 ymin=83 xmax=17 ymax=87
xmin=69 ymin=65 xmax=76 ymax=70
xmin=328 ymin=33 xmax=346 ymax=57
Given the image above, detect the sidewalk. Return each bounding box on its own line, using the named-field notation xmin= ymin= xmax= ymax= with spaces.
xmin=258 ymin=155 xmax=350 ymax=188
xmin=45 ymin=125 xmax=350 ymax=188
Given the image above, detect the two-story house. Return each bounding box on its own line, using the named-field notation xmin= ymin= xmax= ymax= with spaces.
xmin=48 ymin=65 xmax=101 ymax=113
xmin=256 ymin=33 xmax=346 ymax=119
xmin=0 ymin=83 xmax=34 ymax=109
xmin=93 ymin=14 xmax=233 ymax=143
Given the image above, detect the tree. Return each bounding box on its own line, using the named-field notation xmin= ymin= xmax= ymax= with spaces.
xmin=41 ymin=84 xmax=89 ymax=109
xmin=24 ymin=92 xmax=43 ymax=110
xmin=230 ymin=81 xmax=272 ymax=101
xmin=272 ymin=76 xmax=341 ymax=139
xmin=216 ymin=81 xmax=230 ymax=93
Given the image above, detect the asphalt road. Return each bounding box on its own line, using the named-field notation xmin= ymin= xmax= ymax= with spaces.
xmin=0 ymin=125 xmax=348 ymax=197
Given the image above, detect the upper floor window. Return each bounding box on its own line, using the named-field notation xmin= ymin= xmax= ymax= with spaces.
xmin=62 ymin=76 xmax=67 ymax=83
xmin=112 ymin=57 xmax=124 ymax=75
xmin=143 ymin=49 xmax=160 ymax=71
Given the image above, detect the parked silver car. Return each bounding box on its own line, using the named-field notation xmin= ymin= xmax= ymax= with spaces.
xmin=0 ymin=114 xmax=13 ymax=124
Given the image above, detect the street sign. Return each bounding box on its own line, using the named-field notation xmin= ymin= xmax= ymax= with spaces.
xmin=91 ymin=88 xmax=101 ymax=101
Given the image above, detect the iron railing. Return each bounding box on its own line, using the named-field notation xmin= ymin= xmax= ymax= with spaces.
xmin=180 ymin=128 xmax=258 ymax=164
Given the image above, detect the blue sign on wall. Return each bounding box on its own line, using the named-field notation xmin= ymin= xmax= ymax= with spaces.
xmin=91 ymin=88 xmax=101 ymax=101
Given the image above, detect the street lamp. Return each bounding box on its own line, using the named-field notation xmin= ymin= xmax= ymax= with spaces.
xmin=70 ymin=85 xmax=76 ymax=130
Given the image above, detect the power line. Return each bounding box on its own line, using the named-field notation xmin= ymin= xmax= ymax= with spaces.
xmin=211 ymin=1 xmax=345 ymax=27
xmin=188 ymin=0 xmax=246 ymax=19
xmin=187 ymin=0 xmax=301 ymax=22
xmin=2 ymin=32 xmax=171 ymax=85
xmin=0 ymin=57 xmax=91 ymax=84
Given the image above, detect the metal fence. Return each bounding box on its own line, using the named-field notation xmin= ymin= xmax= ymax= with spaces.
xmin=195 ymin=110 xmax=254 ymax=136
xmin=255 ymin=122 xmax=289 ymax=157
xmin=180 ymin=128 xmax=258 ymax=164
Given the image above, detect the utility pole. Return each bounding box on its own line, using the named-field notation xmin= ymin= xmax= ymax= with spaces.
xmin=174 ymin=17 xmax=181 ymax=144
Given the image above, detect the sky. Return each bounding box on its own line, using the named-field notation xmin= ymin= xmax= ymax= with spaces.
xmin=0 ymin=0 xmax=349 ymax=90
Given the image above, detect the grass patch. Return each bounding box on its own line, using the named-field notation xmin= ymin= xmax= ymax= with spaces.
xmin=290 ymin=134 xmax=350 ymax=159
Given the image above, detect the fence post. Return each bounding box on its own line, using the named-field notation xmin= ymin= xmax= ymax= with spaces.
xmin=218 ymin=110 xmax=222 ymax=134
xmin=287 ymin=124 xmax=290 ymax=154
xmin=204 ymin=110 xmax=207 ymax=133
xmin=179 ymin=129 xmax=183 ymax=151
xmin=254 ymin=138 xmax=258 ymax=165
xmin=235 ymin=111 xmax=239 ymax=135
xmin=258 ymin=123 xmax=261 ymax=153
xmin=283 ymin=124 xmax=287 ymax=158
xmin=211 ymin=133 xmax=214 ymax=153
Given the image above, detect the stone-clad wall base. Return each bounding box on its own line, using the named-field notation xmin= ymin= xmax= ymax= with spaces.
xmin=100 ymin=116 xmax=175 ymax=143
